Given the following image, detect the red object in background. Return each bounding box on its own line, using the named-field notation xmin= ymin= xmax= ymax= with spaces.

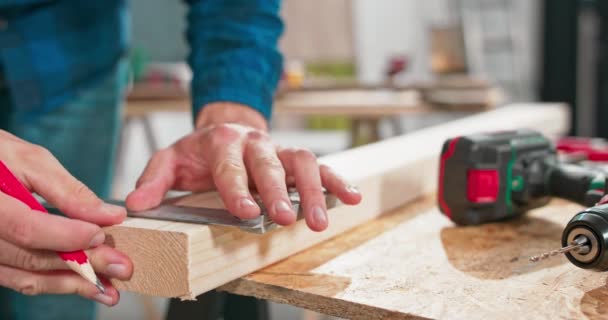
xmin=386 ymin=56 xmax=408 ymax=77
xmin=557 ymin=137 xmax=608 ymax=161
xmin=466 ymin=169 xmax=500 ymax=203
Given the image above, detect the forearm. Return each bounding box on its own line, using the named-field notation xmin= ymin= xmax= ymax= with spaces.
xmin=185 ymin=0 xmax=284 ymax=124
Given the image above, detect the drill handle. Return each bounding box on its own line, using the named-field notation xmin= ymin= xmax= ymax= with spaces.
xmin=548 ymin=163 xmax=605 ymax=207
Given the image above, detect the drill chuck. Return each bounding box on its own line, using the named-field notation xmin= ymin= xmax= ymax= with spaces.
xmin=562 ymin=204 xmax=608 ymax=271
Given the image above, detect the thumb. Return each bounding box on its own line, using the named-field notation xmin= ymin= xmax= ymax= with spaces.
xmin=126 ymin=149 xmax=177 ymax=211
xmin=19 ymin=148 xmax=125 ymax=226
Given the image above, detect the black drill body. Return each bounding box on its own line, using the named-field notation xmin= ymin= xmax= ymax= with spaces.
xmin=438 ymin=129 xmax=605 ymax=225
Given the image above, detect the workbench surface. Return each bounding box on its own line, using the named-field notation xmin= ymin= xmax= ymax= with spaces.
xmin=220 ymin=197 xmax=608 ymax=319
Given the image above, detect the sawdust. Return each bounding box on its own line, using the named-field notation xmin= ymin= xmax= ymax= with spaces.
xmin=440 ymin=215 xmax=565 ymax=279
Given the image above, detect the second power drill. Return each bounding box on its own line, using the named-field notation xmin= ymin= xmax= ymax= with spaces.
xmin=437 ymin=129 xmax=608 ymax=270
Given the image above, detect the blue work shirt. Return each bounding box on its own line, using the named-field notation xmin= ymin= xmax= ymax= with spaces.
xmin=0 ymin=0 xmax=284 ymax=121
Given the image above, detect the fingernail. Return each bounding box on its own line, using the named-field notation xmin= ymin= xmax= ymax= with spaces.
xmin=239 ymin=198 xmax=256 ymax=209
xmin=101 ymin=203 xmax=126 ymax=217
xmin=93 ymin=293 xmax=114 ymax=306
xmin=106 ymin=264 xmax=128 ymax=278
xmin=347 ymin=185 xmax=360 ymax=194
xmin=313 ymin=206 xmax=327 ymax=226
xmin=89 ymin=231 xmax=105 ymax=247
xmin=274 ymin=200 xmax=293 ymax=215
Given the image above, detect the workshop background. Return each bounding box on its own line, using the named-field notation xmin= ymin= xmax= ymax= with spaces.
xmin=100 ymin=0 xmax=605 ymax=319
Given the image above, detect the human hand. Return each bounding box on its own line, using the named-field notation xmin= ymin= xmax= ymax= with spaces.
xmin=0 ymin=131 xmax=133 ymax=306
xmin=127 ymin=102 xmax=362 ymax=231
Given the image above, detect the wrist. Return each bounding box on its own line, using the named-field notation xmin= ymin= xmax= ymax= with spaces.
xmin=194 ymin=102 xmax=268 ymax=131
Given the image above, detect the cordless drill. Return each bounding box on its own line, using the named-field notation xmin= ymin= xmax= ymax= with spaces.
xmin=437 ymin=129 xmax=608 ymax=270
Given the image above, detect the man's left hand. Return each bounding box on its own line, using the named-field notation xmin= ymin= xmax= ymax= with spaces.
xmin=126 ymin=102 xmax=361 ymax=232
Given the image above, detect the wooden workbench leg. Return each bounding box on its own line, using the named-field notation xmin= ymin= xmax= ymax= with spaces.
xmin=388 ymin=116 xmax=405 ymax=135
xmin=350 ymin=118 xmax=381 ymax=147
xmin=165 ymin=291 xmax=268 ymax=320
xmin=165 ymin=291 xmax=223 ymax=320
xmin=223 ymin=292 xmax=269 ymax=320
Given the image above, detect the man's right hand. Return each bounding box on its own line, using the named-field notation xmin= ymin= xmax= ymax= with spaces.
xmin=0 ymin=130 xmax=132 ymax=306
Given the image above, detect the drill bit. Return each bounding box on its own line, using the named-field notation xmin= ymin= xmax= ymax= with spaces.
xmin=529 ymin=236 xmax=589 ymax=263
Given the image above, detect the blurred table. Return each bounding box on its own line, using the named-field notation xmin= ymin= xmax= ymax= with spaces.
xmin=273 ymin=87 xmax=498 ymax=145
xmin=124 ymin=82 xmax=498 ymax=148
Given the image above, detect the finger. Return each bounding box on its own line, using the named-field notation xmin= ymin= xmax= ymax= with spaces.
xmin=211 ymin=141 xmax=260 ymax=219
xmin=16 ymin=148 xmax=125 ymax=226
xmin=0 ymin=265 xmax=119 ymax=306
xmin=0 ymin=129 xmax=24 ymax=142
xmin=0 ymin=240 xmax=133 ymax=281
xmin=0 ymin=192 xmax=104 ymax=251
xmin=286 ymin=149 xmax=328 ymax=231
xmin=319 ymin=165 xmax=362 ymax=205
xmin=245 ymin=139 xmax=295 ymax=225
xmin=277 ymin=146 xmax=296 ymax=187
xmin=126 ymin=148 xmax=177 ymax=211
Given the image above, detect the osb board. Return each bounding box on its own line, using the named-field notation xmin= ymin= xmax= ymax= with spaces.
xmin=221 ymin=196 xmax=608 ymax=320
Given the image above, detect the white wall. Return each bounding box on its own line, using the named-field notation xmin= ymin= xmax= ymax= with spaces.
xmin=351 ymin=0 xmax=542 ymax=101
xmin=352 ymin=0 xmax=433 ymax=84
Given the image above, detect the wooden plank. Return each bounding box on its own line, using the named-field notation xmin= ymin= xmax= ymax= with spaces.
xmin=105 ymin=103 xmax=569 ymax=299
xmin=221 ymin=197 xmax=608 ymax=320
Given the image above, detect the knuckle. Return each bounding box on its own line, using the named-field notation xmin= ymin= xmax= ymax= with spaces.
xmin=214 ymin=158 xmax=243 ymax=177
xmin=319 ymin=164 xmax=331 ymax=172
xmin=14 ymin=249 xmax=43 ymax=271
xmin=19 ymin=144 xmax=54 ymax=167
xmin=74 ymin=285 xmax=89 ymax=298
xmin=150 ymin=149 xmax=167 ymax=160
xmin=9 ymin=220 xmax=34 ymax=248
xmin=264 ymin=185 xmax=288 ymax=195
xmin=154 ymin=148 xmax=173 ymax=160
xmin=209 ymin=124 xmax=239 ymax=144
xmin=253 ymin=155 xmax=284 ymax=172
xmin=281 ymin=147 xmax=299 ymax=155
xmin=246 ymin=130 xmax=268 ymax=141
xmin=71 ymin=181 xmax=97 ymax=202
xmin=29 ymin=145 xmax=52 ymax=159
xmin=295 ymin=149 xmax=317 ymax=162
xmin=16 ymin=277 xmax=41 ymax=296
xmin=320 ymin=164 xmax=338 ymax=176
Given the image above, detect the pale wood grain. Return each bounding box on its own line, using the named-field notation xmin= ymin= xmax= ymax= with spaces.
xmin=104 ymin=103 xmax=569 ymax=300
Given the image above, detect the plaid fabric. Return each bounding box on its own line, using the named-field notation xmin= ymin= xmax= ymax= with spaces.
xmin=186 ymin=0 xmax=284 ymax=120
xmin=0 ymin=1 xmax=128 ymax=122
xmin=0 ymin=0 xmax=284 ymax=122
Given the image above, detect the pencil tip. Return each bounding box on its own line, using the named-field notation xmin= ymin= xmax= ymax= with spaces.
xmin=96 ymin=279 xmax=105 ymax=294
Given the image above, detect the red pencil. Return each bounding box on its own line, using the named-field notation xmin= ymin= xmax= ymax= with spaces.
xmin=0 ymin=160 xmax=104 ymax=293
